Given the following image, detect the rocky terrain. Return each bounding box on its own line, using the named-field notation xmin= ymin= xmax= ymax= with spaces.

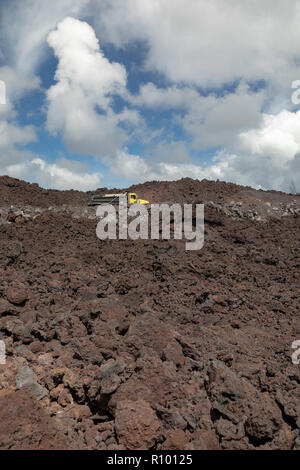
xmin=0 ymin=175 xmax=299 ymax=450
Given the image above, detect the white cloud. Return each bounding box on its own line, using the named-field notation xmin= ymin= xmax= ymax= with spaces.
xmin=0 ymin=64 xmax=42 ymax=180
xmin=129 ymin=82 xmax=266 ymax=150
xmin=46 ymin=17 xmax=138 ymax=160
xmin=1 ymin=1 xmax=300 ymax=192
xmin=3 ymin=0 xmax=300 ymax=96
xmin=112 ymin=149 xmax=228 ymax=186
xmin=0 ymin=66 xmax=40 ymax=121
xmin=151 ymin=141 xmax=191 ymax=164
xmin=0 ymin=60 xmax=101 ymax=191
xmin=5 ymin=157 xmax=102 ymax=190
xmin=93 ymin=0 xmax=300 ymax=93
xmin=194 ymin=109 xmax=300 ymax=191
xmin=183 ymin=84 xmax=266 ymax=149
xmin=0 ymin=14 xmax=132 ymax=191
xmin=0 ymin=121 xmax=36 ymax=151
xmin=0 ymin=0 xmax=89 ymax=77
xmin=114 ymin=151 xmax=149 ymax=181
xmin=47 ymin=16 xmax=126 ymax=108
xmin=239 ymin=110 xmax=300 ymax=163
xmin=113 ymin=150 xmax=209 ymax=183
xmin=112 ymin=108 xmax=300 ymax=192
xmin=223 ymin=109 xmax=300 ymax=189
xmin=128 ymin=83 xmax=199 ymax=109
xmin=0 ymin=116 xmax=38 ymax=173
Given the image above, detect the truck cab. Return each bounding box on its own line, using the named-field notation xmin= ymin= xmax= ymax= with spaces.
xmin=129 ymin=193 xmax=137 ymax=204
xmin=128 ymin=193 xmax=149 ymax=205
xmin=89 ymin=192 xmax=149 ymax=206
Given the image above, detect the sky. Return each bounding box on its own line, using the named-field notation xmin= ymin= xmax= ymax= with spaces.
xmin=0 ymin=0 xmax=300 ymax=192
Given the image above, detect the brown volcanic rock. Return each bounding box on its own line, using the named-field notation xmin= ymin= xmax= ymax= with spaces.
xmin=185 ymin=429 xmax=220 ymax=450
xmin=160 ymin=429 xmax=189 ymax=450
xmin=126 ymin=312 xmax=185 ymax=366
xmin=0 ymin=175 xmax=299 ymax=450
xmin=205 ymin=360 xmax=291 ymax=448
xmin=0 ymin=390 xmax=72 ymax=450
xmin=0 ymin=299 xmax=15 ymax=315
xmin=6 ymin=284 xmax=29 ymax=306
xmin=0 ymin=175 xmax=89 ymax=207
xmin=115 ymin=400 xmax=162 ymax=449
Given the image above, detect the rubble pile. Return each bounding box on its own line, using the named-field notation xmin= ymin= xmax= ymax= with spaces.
xmin=0 ymin=176 xmax=299 ymax=450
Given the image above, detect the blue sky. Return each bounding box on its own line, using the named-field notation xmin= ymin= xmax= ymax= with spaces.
xmin=0 ymin=0 xmax=300 ymax=191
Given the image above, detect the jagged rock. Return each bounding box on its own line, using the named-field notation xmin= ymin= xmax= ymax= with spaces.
xmin=7 ymin=284 xmax=29 ymax=306
xmin=126 ymin=313 xmax=185 ymax=366
xmin=184 ymin=429 xmax=220 ymax=450
xmin=100 ymin=358 xmax=125 ymax=395
xmin=16 ymin=366 xmax=48 ymax=401
xmin=0 ymin=176 xmax=299 ymax=450
xmin=160 ymin=429 xmax=188 ymax=450
xmin=0 ymin=299 xmax=16 ymax=316
xmin=205 ymin=360 xmax=285 ymax=447
xmin=115 ymin=400 xmax=162 ymax=450
xmin=0 ymin=390 xmax=72 ymax=450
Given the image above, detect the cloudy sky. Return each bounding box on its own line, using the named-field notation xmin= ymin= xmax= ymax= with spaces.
xmin=0 ymin=0 xmax=300 ymax=191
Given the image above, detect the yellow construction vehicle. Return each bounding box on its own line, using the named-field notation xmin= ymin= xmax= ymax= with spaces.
xmin=89 ymin=192 xmax=149 ymax=206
